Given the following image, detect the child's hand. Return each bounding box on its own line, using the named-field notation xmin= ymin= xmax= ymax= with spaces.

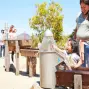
xmin=52 ymin=44 xmax=57 ymax=50
xmin=67 ymin=66 xmax=72 ymax=70
xmin=71 ymin=65 xmax=78 ymax=69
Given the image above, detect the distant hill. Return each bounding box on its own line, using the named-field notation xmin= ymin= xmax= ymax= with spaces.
xmin=17 ymin=33 xmax=31 ymax=40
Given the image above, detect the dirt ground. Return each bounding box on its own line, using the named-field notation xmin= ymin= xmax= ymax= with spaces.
xmin=0 ymin=55 xmax=40 ymax=89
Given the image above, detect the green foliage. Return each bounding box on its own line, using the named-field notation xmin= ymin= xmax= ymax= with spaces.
xmin=69 ymin=28 xmax=76 ymax=38
xmin=57 ymin=35 xmax=69 ymax=49
xmin=31 ymin=34 xmax=39 ymax=48
xmin=29 ymin=1 xmax=63 ymax=42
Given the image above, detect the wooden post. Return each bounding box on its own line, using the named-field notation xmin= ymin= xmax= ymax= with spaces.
xmin=5 ymin=40 xmax=10 ymax=72
xmin=74 ymin=74 xmax=82 ymax=89
xmin=32 ymin=57 xmax=36 ymax=75
xmin=29 ymin=57 xmax=36 ymax=77
xmin=26 ymin=57 xmax=29 ymax=74
xmin=15 ymin=40 xmax=19 ymax=75
xmin=29 ymin=58 xmax=33 ymax=76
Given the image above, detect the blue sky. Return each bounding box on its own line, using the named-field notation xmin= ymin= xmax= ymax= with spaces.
xmin=0 ymin=0 xmax=80 ymax=36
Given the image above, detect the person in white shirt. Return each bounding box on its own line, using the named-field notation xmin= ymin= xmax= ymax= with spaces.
xmin=9 ymin=25 xmax=17 ymax=62
xmin=74 ymin=0 xmax=89 ymax=67
xmin=9 ymin=25 xmax=16 ymax=39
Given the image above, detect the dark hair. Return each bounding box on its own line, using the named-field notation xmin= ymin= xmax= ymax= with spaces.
xmin=80 ymin=0 xmax=89 ymax=5
xmin=69 ymin=38 xmax=79 ymax=55
xmin=1 ymin=29 xmax=4 ymax=34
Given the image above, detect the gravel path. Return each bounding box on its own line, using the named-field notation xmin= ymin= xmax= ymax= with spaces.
xmin=0 ymin=55 xmax=40 ymax=89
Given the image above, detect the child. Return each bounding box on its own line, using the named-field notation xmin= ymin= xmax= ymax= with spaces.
xmin=53 ymin=38 xmax=83 ymax=70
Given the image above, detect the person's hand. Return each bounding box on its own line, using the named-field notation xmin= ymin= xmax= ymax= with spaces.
xmin=67 ymin=66 xmax=72 ymax=70
xmin=52 ymin=44 xmax=58 ymax=50
xmin=71 ymin=65 xmax=78 ymax=69
xmin=51 ymin=44 xmax=56 ymax=49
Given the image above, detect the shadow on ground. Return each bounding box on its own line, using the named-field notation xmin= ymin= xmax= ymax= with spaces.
xmin=9 ymin=64 xmax=40 ymax=77
xmin=36 ymin=81 xmax=40 ymax=85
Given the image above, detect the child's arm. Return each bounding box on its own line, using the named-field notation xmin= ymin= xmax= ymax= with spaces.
xmin=53 ymin=45 xmax=73 ymax=70
xmin=53 ymin=45 xmax=64 ymax=53
xmin=73 ymin=57 xmax=84 ymax=68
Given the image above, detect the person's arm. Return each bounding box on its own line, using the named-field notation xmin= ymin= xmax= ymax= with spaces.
xmin=73 ymin=40 xmax=84 ymax=68
xmin=79 ymin=40 xmax=84 ymax=62
xmin=52 ymin=44 xmax=67 ymax=60
xmin=53 ymin=45 xmax=64 ymax=53
xmin=74 ymin=58 xmax=84 ymax=68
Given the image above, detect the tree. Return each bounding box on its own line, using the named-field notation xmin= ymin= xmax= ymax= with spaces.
xmin=29 ymin=1 xmax=63 ymax=42
xmin=69 ymin=28 xmax=76 ymax=39
xmin=31 ymin=34 xmax=39 ymax=48
xmin=57 ymin=35 xmax=69 ymax=49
